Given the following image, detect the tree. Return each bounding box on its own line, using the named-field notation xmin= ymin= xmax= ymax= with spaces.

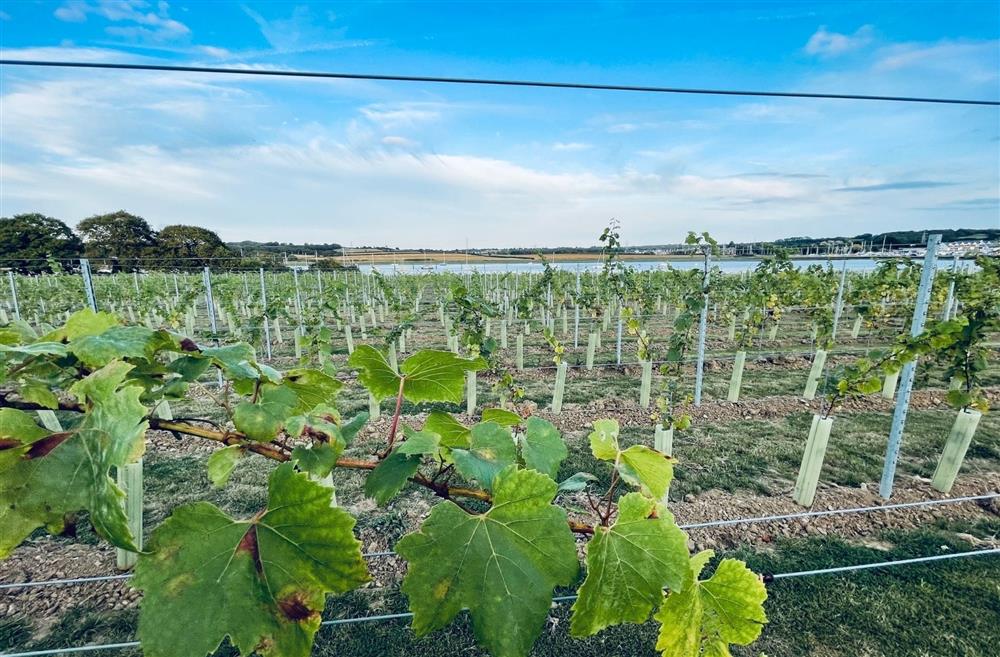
xmin=0 ymin=213 xmax=83 ymax=273
xmin=78 ymin=211 xmax=157 ymax=271
xmin=157 ymin=224 xmax=233 ymax=270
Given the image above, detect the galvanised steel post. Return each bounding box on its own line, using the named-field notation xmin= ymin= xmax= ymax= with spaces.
xmin=830 ymin=260 xmax=848 ymax=341
xmin=693 ymin=251 xmax=712 ymax=406
xmin=879 ymin=234 xmax=941 ymax=499
xmin=80 ymin=259 xmax=97 ymax=312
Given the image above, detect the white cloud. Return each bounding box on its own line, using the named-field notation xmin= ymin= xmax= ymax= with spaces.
xmin=359 ymin=102 xmax=444 ymax=129
xmin=381 ymin=135 xmax=419 ymax=148
xmin=195 ymin=45 xmax=231 ymax=59
xmin=241 ymin=4 xmax=373 ymax=54
xmin=804 ymin=25 xmax=874 ymax=56
xmin=53 ymin=0 xmax=191 ymax=42
xmin=874 ymin=39 xmax=1000 ymax=83
xmin=552 ymin=142 xmax=592 ymax=152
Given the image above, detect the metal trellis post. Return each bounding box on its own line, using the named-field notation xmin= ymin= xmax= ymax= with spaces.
xmin=7 ymin=270 xmax=21 ymax=320
xmin=693 ymin=251 xmax=712 ymax=406
xmin=80 ymin=258 xmax=98 ymax=312
xmin=879 ymin=234 xmax=941 ymax=499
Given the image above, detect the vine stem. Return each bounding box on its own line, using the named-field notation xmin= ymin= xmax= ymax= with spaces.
xmin=382 ymin=375 xmax=407 ymax=457
xmin=1 ymin=394 xmax=596 ymax=535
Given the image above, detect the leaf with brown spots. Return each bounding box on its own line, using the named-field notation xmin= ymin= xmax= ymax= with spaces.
xmin=0 ymin=363 xmax=148 ymax=558
xmin=134 ymin=463 xmax=369 ymax=657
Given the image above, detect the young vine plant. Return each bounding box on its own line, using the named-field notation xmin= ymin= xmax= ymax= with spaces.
xmin=1 ymin=308 xmax=767 ymax=657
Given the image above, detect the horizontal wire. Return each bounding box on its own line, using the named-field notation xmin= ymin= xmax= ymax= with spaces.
xmin=2 ymin=60 xmax=998 ymax=106
xmin=3 ymin=547 xmax=997 ymax=657
xmin=3 ymin=493 xmax=994 ymax=592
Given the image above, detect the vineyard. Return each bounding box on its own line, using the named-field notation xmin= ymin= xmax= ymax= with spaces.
xmin=1 ymin=228 xmax=998 ymax=657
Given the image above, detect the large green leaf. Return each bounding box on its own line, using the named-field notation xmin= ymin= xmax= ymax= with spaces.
xmin=570 ymin=493 xmax=688 ymax=637
xmin=348 ymin=345 xmax=400 ymax=400
xmin=364 ymin=450 xmax=421 ymax=506
xmin=423 ymin=411 xmax=471 ymax=448
xmin=396 ymin=426 xmax=442 ymax=456
xmin=206 ymin=445 xmax=244 ymax=488
xmin=396 ymin=467 xmax=579 ymax=657
xmin=351 ymin=347 xmax=486 ymax=404
xmin=520 ymin=416 xmax=567 ymax=480
xmin=617 ymin=445 xmax=674 ymax=501
xmin=0 ymin=361 xmax=147 ymax=557
xmin=282 ymin=368 xmax=343 ymax=413
xmin=399 ymin=350 xmax=486 ymax=403
xmin=70 ymin=327 xmax=176 ymax=368
xmin=451 ymin=422 xmax=517 ymax=491
xmin=43 ymin=309 xmax=119 ymax=341
xmin=134 ymin=464 xmax=369 ymax=657
xmin=654 ymin=551 xmax=768 ymax=657
xmin=233 ymin=385 xmax=299 ymax=441
xmin=481 ymin=407 xmax=522 ymax=427
xmin=589 ymin=418 xmax=620 ymax=461
xmin=290 ymin=442 xmax=343 ymax=479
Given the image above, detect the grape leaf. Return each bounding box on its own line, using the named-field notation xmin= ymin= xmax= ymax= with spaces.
xmin=0 ymin=361 xmax=147 ymax=557
xmin=0 ymin=341 xmax=68 ymax=357
xmin=70 ymin=327 xmax=176 ymax=368
xmin=481 ymin=407 xmax=522 ymax=427
xmin=282 ymin=368 xmax=343 ymax=413
xmin=351 ymin=348 xmax=486 ymax=404
xmin=589 ymin=418 xmax=620 ymax=461
xmin=557 ymin=472 xmax=599 ymax=493
xmin=423 ymin=411 xmax=471 ymax=448
xmin=291 ymin=442 xmax=343 ymax=479
xmin=364 ymin=450 xmax=421 ymax=506
xmin=520 ymin=417 xmax=567 ymax=480
xmin=396 ymin=467 xmax=579 ymax=657
xmin=348 ymin=345 xmax=399 ymax=400
xmin=134 ymin=463 xmax=369 ymax=657
xmin=206 ymin=445 xmax=243 ymax=488
xmin=42 ymin=309 xmax=119 ymax=341
xmin=397 ymin=426 xmax=441 ymax=456
xmin=654 ymin=551 xmax=767 ymax=657
xmin=399 ymin=350 xmax=486 ymax=403
xmin=233 ymin=385 xmax=299 ymax=441
xmin=617 ymin=445 xmax=674 ymax=500
xmin=570 ymin=493 xmax=688 ymax=637
xmin=451 ymin=422 xmax=517 ymax=491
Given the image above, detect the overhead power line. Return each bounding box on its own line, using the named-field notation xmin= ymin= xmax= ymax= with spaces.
xmin=1 ymin=60 xmax=999 ymax=106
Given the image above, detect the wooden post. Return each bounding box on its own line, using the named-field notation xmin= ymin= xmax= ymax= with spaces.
xmin=793 ymin=414 xmax=834 ymax=507
xmin=931 ymin=410 xmax=982 ymax=493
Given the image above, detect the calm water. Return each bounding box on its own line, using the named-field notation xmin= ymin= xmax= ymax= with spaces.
xmin=358 ymin=258 xmax=888 ymax=275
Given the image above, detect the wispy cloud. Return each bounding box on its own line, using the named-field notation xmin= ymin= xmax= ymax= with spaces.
xmin=53 ymin=1 xmax=190 ymax=42
xmin=552 ymin=142 xmax=592 ymax=152
xmin=833 ymin=180 xmax=956 ymax=192
xmin=805 ymin=25 xmax=874 ymax=56
xmin=241 ymin=4 xmax=374 ymax=55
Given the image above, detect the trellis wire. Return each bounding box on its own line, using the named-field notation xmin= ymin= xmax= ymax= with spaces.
xmin=3 ymin=548 xmax=997 ymax=657
xmin=3 ymin=493 xmax=995 ymax=592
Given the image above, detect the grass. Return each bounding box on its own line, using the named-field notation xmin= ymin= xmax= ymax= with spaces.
xmin=6 ymin=525 xmax=995 ymax=657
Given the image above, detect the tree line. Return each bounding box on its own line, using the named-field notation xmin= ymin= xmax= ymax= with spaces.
xmin=0 ymin=211 xmax=345 ymax=273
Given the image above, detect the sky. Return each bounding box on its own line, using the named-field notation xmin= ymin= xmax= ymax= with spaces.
xmin=1 ymin=1 xmax=998 ymax=248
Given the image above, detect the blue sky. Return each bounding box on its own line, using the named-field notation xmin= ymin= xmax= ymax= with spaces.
xmin=1 ymin=1 xmax=998 ymax=248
